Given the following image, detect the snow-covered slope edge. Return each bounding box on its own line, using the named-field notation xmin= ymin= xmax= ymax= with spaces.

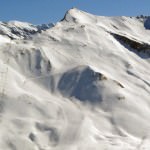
xmin=0 ymin=8 xmax=150 ymax=150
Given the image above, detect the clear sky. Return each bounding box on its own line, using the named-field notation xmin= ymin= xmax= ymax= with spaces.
xmin=0 ymin=0 xmax=149 ymax=24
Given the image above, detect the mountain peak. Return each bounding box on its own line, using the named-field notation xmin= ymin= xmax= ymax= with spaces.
xmin=62 ymin=8 xmax=81 ymax=22
xmin=62 ymin=8 xmax=95 ymax=24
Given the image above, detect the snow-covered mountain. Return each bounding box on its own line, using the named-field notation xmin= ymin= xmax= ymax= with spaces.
xmin=0 ymin=21 xmax=54 ymax=40
xmin=0 ymin=8 xmax=150 ymax=150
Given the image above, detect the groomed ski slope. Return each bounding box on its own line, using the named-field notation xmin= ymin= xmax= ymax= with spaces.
xmin=0 ymin=8 xmax=150 ymax=150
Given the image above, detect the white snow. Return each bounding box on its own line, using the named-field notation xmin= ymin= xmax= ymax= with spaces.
xmin=0 ymin=35 xmax=10 ymax=44
xmin=0 ymin=8 xmax=150 ymax=150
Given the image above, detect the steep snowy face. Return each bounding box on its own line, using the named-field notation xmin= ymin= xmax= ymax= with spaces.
xmin=0 ymin=8 xmax=150 ymax=150
xmin=58 ymin=66 xmax=125 ymax=104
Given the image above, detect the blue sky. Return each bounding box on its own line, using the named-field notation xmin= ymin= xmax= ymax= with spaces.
xmin=0 ymin=0 xmax=149 ymax=24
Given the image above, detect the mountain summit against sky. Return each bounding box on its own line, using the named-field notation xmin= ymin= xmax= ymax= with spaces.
xmin=0 ymin=8 xmax=150 ymax=150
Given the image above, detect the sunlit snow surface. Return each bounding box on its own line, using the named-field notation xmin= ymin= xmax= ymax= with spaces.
xmin=0 ymin=8 xmax=150 ymax=150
